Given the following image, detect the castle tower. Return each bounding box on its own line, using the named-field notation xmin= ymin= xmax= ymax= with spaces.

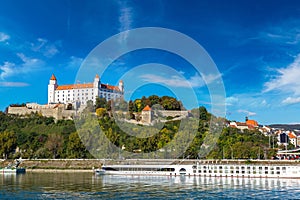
xmin=93 ymin=74 xmax=100 ymax=103
xmin=141 ymin=105 xmax=152 ymax=124
xmin=48 ymin=74 xmax=58 ymax=104
xmin=119 ymin=80 xmax=124 ymax=93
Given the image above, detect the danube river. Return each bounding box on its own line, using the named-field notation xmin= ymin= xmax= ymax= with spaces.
xmin=1 ymin=173 xmax=300 ymax=199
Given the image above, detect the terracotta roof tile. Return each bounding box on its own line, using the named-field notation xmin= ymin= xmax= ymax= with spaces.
xmin=246 ymin=119 xmax=258 ymax=127
xmin=56 ymin=82 xmax=121 ymax=91
xmin=50 ymin=74 xmax=57 ymax=80
xmin=56 ymin=83 xmax=93 ymax=90
xmin=288 ymin=133 xmax=297 ymax=139
xmin=142 ymin=105 xmax=151 ymax=111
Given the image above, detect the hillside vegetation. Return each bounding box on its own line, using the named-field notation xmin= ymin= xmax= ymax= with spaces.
xmin=0 ymin=96 xmax=276 ymax=159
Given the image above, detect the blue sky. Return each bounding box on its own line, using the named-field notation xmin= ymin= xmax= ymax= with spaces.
xmin=1 ymin=0 xmax=300 ymax=124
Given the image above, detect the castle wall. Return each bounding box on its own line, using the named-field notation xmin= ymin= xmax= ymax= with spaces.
xmin=158 ymin=110 xmax=189 ymax=118
xmin=7 ymin=104 xmax=75 ymax=120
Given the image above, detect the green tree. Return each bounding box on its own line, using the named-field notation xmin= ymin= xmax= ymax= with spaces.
xmin=67 ymin=132 xmax=88 ymax=158
xmin=0 ymin=130 xmax=17 ymax=159
xmin=95 ymin=97 xmax=107 ymax=109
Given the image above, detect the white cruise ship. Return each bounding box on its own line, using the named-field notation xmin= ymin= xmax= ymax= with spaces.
xmin=95 ymin=160 xmax=300 ymax=179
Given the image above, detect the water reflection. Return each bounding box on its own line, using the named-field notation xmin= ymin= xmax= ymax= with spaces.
xmin=1 ymin=173 xmax=300 ymax=199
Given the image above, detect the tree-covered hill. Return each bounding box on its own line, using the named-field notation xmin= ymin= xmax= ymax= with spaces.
xmin=0 ymin=96 xmax=276 ymax=159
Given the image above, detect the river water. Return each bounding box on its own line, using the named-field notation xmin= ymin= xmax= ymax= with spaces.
xmin=1 ymin=173 xmax=300 ymax=199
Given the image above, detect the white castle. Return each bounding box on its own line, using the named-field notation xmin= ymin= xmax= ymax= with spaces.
xmin=48 ymin=74 xmax=124 ymax=107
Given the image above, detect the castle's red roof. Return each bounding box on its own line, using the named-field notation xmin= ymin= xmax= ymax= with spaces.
xmin=50 ymin=74 xmax=57 ymax=81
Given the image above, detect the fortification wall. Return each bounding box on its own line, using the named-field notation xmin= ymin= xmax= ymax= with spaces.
xmin=7 ymin=107 xmax=32 ymax=116
xmin=158 ymin=110 xmax=189 ymax=117
xmin=7 ymin=105 xmax=75 ymax=120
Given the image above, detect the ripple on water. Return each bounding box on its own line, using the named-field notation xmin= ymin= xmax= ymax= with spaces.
xmin=1 ymin=174 xmax=300 ymax=199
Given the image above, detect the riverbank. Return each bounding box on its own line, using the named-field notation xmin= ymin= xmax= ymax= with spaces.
xmin=26 ymin=169 xmax=93 ymax=173
xmin=0 ymin=159 xmax=103 ymax=171
xmin=1 ymin=159 xmax=300 ymax=172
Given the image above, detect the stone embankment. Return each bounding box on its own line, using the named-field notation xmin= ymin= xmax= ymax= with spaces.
xmin=0 ymin=159 xmax=104 ymax=172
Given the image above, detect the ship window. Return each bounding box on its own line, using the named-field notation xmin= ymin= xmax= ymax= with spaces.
xmin=193 ymin=170 xmax=196 ymax=173
xmin=198 ymin=170 xmax=201 ymax=173
xmin=219 ymin=166 xmax=222 ymax=169
xmin=276 ymin=167 xmax=280 ymax=170
xmin=276 ymin=171 xmax=280 ymax=174
xmin=242 ymin=171 xmax=245 ymax=174
xmin=265 ymin=167 xmax=268 ymax=170
xmin=236 ymin=171 xmax=239 ymax=174
xmin=265 ymin=171 xmax=268 ymax=174
xmin=259 ymin=167 xmax=262 ymax=170
xmin=204 ymin=170 xmax=207 ymax=173
xmin=236 ymin=166 xmax=239 ymax=169
xmin=241 ymin=166 xmax=245 ymax=170
xmin=219 ymin=170 xmax=223 ymax=173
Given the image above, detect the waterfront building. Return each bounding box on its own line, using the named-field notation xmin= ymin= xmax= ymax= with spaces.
xmin=48 ymin=74 xmax=124 ymax=107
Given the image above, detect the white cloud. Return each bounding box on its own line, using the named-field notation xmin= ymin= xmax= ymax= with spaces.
xmin=140 ymin=73 xmax=205 ymax=88
xmin=226 ymin=96 xmax=238 ymax=106
xmin=258 ymin=19 xmax=300 ymax=45
xmin=282 ymin=97 xmax=300 ymax=105
xmin=31 ymin=38 xmax=60 ymax=57
xmin=0 ymin=53 xmax=44 ymax=79
xmin=66 ymin=56 xmax=83 ymax=69
xmin=0 ymin=62 xmax=15 ymax=79
xmin=118 ymin=1 xmax=133 ymax=42
xmin=0 ymin=32 xmax=10 ymax=42
xmin=238 ymin=109 xmax=256 ymax=117
xmin=0 ymin=82 xmax=29 ymax=87
xmin=261 ymin=99 xmax=268 ymax=107
xmin=264 ymin=54 xmax=300 ymax=95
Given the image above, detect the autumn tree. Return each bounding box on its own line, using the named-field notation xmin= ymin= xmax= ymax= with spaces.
xmin=45 ymin=133 xmax=64 ymax=159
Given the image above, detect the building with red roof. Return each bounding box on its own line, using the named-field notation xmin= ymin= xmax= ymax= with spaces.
xmin=48 ymin=74 xmax=124 ymax=107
